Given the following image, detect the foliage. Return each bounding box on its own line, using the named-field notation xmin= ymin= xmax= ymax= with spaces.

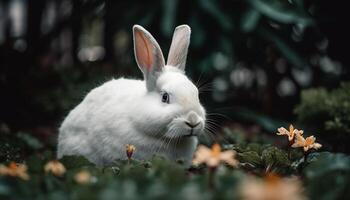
xmin=294 ymin=83 xmax=350 ymax=151
xmin=1 ymin=148 xmax=349 ymax=199
xmin=1 ymin=122 xmax=349 ymax=199
xmin=0 ymin=124 xmax=45 ymax=163
xmin=303 ymin=152 xmax=350 ymax=200
xmin=231 ymin=143 xmax=305 ymax=175
xmin=295 ymin=82 xmax=350 ymax=134
xmin=0 ymin=155 xmax=235 ymax=200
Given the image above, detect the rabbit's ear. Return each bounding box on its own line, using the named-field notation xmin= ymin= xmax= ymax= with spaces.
xmin=133 ymin=25 xmax=165 ymax=91
xmin=167 ymin=25 xmax=191 ymax=71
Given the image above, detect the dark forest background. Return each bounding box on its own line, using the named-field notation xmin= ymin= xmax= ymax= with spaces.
xmin=0 ymin=0 xmax=349 ymax=149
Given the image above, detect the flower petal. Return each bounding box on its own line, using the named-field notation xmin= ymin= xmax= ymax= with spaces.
xmin=306 ymin=136 xmax=316 ymax=143
xmin=220 ymin=151 xmax=238 ymax=167
xmin=295 ymin=129 xmax=304 ymax=135
xmin=312 ymin=143 xmax=322 ymax=150
xmin=276 ymin=127 xmax=288 ymax=136
xmin=291 ymin=142 xmax=304 ymax=148
xmin=207 ymin=157 xmax=220 ymax=167
xmin=192 ymin=145 xmax=212 ymax=165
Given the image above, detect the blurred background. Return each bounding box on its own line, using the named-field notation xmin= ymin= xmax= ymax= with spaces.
xmin=0 ymin=0 xmax=349 ymax=158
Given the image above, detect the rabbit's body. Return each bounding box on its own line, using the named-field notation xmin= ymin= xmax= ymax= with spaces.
xmin=57 ymin=25 xmax=205 ymax=166
xmin=58 ymin=76 xmax=198 ymax=165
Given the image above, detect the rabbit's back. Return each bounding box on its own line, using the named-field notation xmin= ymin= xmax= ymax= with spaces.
xmin=57 ymin=78 xmax=146 ymax=165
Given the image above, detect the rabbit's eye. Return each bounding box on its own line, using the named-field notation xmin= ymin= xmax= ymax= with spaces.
xmin=162 ymin=92 xmax=170 ymax=104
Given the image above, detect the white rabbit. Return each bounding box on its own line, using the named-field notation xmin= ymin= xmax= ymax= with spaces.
xmin=57 ymin=25 xmax=206 ymax=166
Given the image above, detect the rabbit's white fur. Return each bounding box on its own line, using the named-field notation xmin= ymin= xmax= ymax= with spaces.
xmin=57 ymin=25 xmax=205 ymax=166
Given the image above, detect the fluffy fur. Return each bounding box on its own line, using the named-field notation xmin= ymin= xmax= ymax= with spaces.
xmin=57 ymin=25 xmax=206 ymax=166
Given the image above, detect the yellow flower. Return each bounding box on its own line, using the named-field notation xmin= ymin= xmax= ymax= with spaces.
xmin=192 ymin=143 xmax=238 ymax=168
xmin=74 ymin=170 xmax=91 ymax=184
xmin=126 ymin=144 xmax=136 ymax=159
xmin=292 ymin=133 xmax=322 ymax=152
xmin=0 ymin=162 xmax=29 ymax=180
xmin=276 ymin=124 xmax=303 ymax=141
xmin=44 ymin=160 xmax=66 ymax=177
xmin=239 ymin=173 xmax=306 ymax=200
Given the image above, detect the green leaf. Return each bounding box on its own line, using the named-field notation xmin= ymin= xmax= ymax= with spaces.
xmin=0 ymin=179 xmax=12 ymax=195
xmin=59 ymin=156 xmax=94 ymax=169
xmin=103 ymin=166 xmax=121 ymax=176
xmin=237 ymin=151 xmax=262 ymax=167
xmin=198 ymin=0 xmax=233 ymax=31
xmin=161 ymin=0 xmax=178 ymax=37
xmin=16 ymin=132 xmax=43 ymax=150
xmin=189 ymin=15 xmax=206 ymax=48
xmin=231 ymin=107 xmax=287 ymax=133
xmin=241 ymin=8 xmax=261 ymax=32
xmin=248 ymin=0 xmax=313 ymax=26
xmin=261 ymin=146 xmax=290 ymax=167
xmin=304 ymin=152 xmax=350 ymax=178
xmin=258 ymin=26 xmax=309 ymax=69
xmin=230 ymin=143 xmax=247 ymax=153
xmin=304 ymin=152 xmax=350 ymax=200
xmin=246 ymin=143 xmax=263 ymax=154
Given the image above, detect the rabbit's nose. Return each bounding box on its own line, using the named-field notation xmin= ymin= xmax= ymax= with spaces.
xmin=185 ymin=121 xmax=200 ymax=128
xmin=185 ymin=111 xmax=201 ymax=128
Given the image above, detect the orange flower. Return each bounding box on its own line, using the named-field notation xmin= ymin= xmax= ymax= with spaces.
xmin=239 ymin=173 xmax=306 ymax=200
xmin=292 ymin=133 xmax=322 ymax=152
xmin=192 ymin=143 xmax=238 ymax=167
xmin=0 ymin=162 xmax=29 ymax=180
xmin=74 ymin=170 xmax=92 ymax=184
xmin=276 ymin=124 xmax=303 ymax=141
xmin=126 ymin=144 xmax=136 ymax=159
xmin=44 ymin=160 xmax=66 ymax=177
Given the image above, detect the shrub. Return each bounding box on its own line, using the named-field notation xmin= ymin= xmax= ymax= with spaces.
xmin=295 ymin=82 xmax=350 ymax=151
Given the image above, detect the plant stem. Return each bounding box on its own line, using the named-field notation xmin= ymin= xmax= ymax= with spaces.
xmin=208 ymin=167 xmax=217 ymax=190
xmin=288 ymin=149 xmax=292 ymax=160
xmin=300 ymin=151 xmax=310 ymax=172
xmin=287 ymin=139 xmax=293 ymax=160
xmin=304 ymin=151 xmax=309 ymax=163
xmin=288 ymin=139 xmax=294 ymax=147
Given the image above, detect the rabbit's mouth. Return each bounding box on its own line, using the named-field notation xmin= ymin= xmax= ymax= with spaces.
xmin=184 ymin=133 xmax=196 ymax=137
xmin=184 ymin=129 xmax=197 ymax=137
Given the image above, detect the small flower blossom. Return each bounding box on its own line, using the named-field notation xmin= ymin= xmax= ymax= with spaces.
xmin=276 ymin=124 xmax=303 ymax=141
xmin=126 ymin=144 xmax=136 ymax=160
xmin=44 ymin=160 xmax=66 ymax=177
xmin=239 ymin=173 xmax=306 ymax=200
xmin=192 ymin=143 xmax=238 ymax=168
xmin=0 ymin=162 xmax=29 ymax=180
xmin=292 ymin=133 xmax=322 ymax=152
xmin=74 ymin=170 xmax=92 ymax=184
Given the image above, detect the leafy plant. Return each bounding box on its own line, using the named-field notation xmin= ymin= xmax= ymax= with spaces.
xmin=1 ymin=122 xmax=348 ymax=200
xmin=232 ymin=143 xmax=295 ymax=175
xmin=0 ymin=124 xmax=44 ymax=163
xmin=1 ymin=149 xmax=349 ymax=200
xmin=294 ymin=82 xmax=350 ymax=151
xmin=303 ymin=152 xmax=350 ymax=200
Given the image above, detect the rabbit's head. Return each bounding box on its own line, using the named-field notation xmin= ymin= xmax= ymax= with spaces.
xmin=133 ymin=25 xmax=206 ymax=139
